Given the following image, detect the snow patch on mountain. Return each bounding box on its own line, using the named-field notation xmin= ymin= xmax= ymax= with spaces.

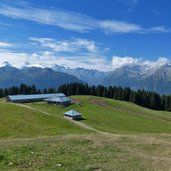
xmin=0 ymin=61 xmax=13 ymax=68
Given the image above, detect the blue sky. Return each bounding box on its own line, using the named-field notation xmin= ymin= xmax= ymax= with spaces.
xmin=0 ymin=0 xmax=171 ymax=71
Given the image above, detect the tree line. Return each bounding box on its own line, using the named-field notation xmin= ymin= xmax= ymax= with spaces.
xmin=0 ymin=84 xmax=57 ymax=98
xmin=1 ymin=83 xmax=171 ymax=111
xmin=58 ymin=83 xmax=171 ymax=111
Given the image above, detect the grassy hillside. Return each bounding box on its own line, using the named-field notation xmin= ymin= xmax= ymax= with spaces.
xmin=0 ymin=101 xmax=89 ymax=139
xmin=0 ymin=96 xmax=171 ymax=170
xmin=30 ymin=95 xmax=171 ymax=134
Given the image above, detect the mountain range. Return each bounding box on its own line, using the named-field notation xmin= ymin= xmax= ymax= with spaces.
xmin=0 ymin=62 xmax=81 ymax=90
xmin=52 ymin=63 xmax=171 ymax=94
xmin=0 ymin=61 xmax=171 ymax=94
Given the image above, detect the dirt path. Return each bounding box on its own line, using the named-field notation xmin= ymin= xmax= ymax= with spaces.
xmin=15 ymin=103 xmax=52 ymax=116
xmin=1 ymin=101 xmax=52 ymax=116
xmin=64 ymin=116 xmax=109 ymax=135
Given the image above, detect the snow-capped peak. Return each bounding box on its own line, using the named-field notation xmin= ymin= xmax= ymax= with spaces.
xmin=22 ymin=62 xmax=45 ymax=68
xmin=0 ymin=61 xmax=13 ymax=68
xmin=52 ymin=64 xmax=68 ymax=72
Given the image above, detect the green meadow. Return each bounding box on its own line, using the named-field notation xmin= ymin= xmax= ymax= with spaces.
xmin=0 ymin=96 xmax=171 ymax=170
xmin=30 ymin=95 xmax=171 ymax=134
xmin=0 ymin=100 xmax=89 ymax=138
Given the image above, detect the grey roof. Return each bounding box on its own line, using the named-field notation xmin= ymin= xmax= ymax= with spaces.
xmin=45 ymin=96 xmax=71 ymax=103
xmin=7 ymin=93 xmax=65 ymax=101
xmin=64 ymin=110 xmax=81 ymax=116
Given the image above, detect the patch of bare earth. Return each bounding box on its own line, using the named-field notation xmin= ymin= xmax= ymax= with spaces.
xmin=64 ymin=116 xmax=109 ymax=134
xmin=89 ymin=98 xmax=171 ymax=123
xmin=89 ymin=98 xmax=110 ymax=107
xmin=71 ymin=98 xmax=82 ymax=104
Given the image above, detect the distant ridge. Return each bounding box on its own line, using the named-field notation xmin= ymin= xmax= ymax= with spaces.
xmin=0 ymin=62 xmax=171 ymax=94
xmin=0 ymin=65 xmax=81 ymax=89
xmin=52 ymin=63 xmax=171 ymax=94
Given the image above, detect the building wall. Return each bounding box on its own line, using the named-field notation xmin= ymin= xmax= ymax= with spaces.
xmin=64 ymin=114 xmax=81 ymax=120
xmin=6 ymin=97 xmax=46 ymax=103
xmin=47 ymin=100 xmax=71 ymax=106
xmin=72 ymin=115 xmax=81 ymax=120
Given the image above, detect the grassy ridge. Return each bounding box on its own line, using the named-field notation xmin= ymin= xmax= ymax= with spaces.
xmin=0 ymin=102 xmax=89 ymax=139
xmin=30 ymin=95 xmax=171 ymax=134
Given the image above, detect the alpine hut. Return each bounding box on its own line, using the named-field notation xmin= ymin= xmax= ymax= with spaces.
xmin=44 ymin=96 xmax=71 ymax=106
xmin=64 ymin=110 xmax=82 ymax=120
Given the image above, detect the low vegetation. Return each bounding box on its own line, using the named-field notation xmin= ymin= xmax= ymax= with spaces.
xmin=0 ymin=134 xmax=170 ymax=171
xmin=0 ymin=101 xmax=89 ymax=138
xmin=0 ymin=95 xmax=171 ymax=170
xmin=30 ymin=95 xmax=171 ymax=133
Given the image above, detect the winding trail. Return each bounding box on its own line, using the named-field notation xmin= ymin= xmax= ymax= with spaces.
xmin=64 ymin=116 xmax=109 ymax=134
xmin=0 ymin=101 xmax=106 ymax=134
xmin=14 ymin=103 xmax=52 ymax=116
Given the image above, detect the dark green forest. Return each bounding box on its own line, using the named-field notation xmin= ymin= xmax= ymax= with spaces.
xmin=1 ymin=83 xmax=171 ymax=111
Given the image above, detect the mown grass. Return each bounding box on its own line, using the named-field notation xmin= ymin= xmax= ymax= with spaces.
xmin=0 ymin=102 xmax=90 ymax=139
xmin=0 ymin=134 xmax=170 ymax=171
xmin=30 ymin=95 xmax=171 ymax=134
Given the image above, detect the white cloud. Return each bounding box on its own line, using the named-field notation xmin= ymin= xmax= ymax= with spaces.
xmin=0 ymin=48 xmax=170 ymax=72
xmin=100 ymin=20 xmax=141 ymax=33
xmin=0 ymin=3 xmax=168 ymax=34
xmin=0 ymin=41 xmax=14 ymax=47
xmin=112 ymin=56 xmax=169 ymax=70
xmin=29 ymin=37 xmax=98 ymax=53
xmin=0 ymin=4 xmax=98 ymax=32
xmin=143 ymin=57 xmax=169 ymax=69
xmin=117 ymin=0 xmax=138 ymax=7
xmin=112 ymin=56 xmax=138 ymax=69
xmin=74 ymin=38 xmax=97 ymax=53
xmin=0 ymin=49 xmax=111 ymax=71
xmin=147 ymin=26 xmax=169 ymax=33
